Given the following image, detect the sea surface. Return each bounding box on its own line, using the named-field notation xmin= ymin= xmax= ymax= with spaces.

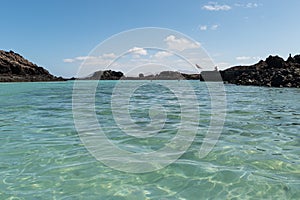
xmin=0 ymin=81 xmax=299 ymax=199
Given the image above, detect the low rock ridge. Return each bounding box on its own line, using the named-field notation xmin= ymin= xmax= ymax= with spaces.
xmin=0 ymin=50 xmax=65 ymax=82
xmin=80 ymin=70 xmax=200 ymax=80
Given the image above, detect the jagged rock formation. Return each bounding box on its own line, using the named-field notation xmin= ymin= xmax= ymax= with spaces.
xmin=0 ymin=50 xmax=65 ymax=82
xmin=221 ymin=54 xmax=300 ymax=87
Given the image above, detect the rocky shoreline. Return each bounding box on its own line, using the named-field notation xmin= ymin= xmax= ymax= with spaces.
xmin=220 ymin=54 xmax=300 ymax=88
xmin=1 ymin=50 xmax=299 ymax=87
xmin=0 ymin=50 xmax=65 ymax=82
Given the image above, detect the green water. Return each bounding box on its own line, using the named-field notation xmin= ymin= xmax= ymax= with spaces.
xmin=0 ymin=81 xmax=299 ymax=199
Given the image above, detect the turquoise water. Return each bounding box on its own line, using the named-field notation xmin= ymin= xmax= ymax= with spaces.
xmin=0 ymin=81 xmax=299 ymax=199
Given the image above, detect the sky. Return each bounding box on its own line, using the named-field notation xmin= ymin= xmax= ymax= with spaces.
xmin=1 ymin=0 xmax=300 ymax=77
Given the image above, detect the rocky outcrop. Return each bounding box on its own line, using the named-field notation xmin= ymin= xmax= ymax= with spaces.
xmin=221 ymin=54 xmax=300 ymax=87
xmin=0 ymin=50 xmax=65 ymax=82
xmin=82 ymin=70 xmax=124 ymax=80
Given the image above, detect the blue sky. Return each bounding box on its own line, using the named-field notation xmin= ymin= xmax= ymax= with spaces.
xmin=1 ymin=0 xmax=300 ymax=77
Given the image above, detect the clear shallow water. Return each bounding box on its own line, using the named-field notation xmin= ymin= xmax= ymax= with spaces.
xmin=0 ymin=81 xmax=299 ymax=199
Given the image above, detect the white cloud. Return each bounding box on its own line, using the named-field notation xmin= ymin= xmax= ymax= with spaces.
xmin=236 ymin=56 xmax=262 ymax=61
xmin=164 ymin=35 xmax=200 ymax=51
xmin=200 ymin=25 xmax=207 ymax=31
xmin=211 ymin=24 xmax=219 ymax=30
xmin=252 ymin=56 xmax=262 ymax=61
xmin=199 ymin=24 xmax=219 ymax=31
xmin=75 ymin=56 xmax=95 ymax=61
xmin=154 ymin=51 xmax=173 ymax=59
xmin=128 ymin=47 xmax=148 ymax=56
xmin=63 ymin=56 xmax=95 ymax=63
xmin=102 ymin=53 xmax=116 ymax=59
xmin=234 ymin=3 xmax=259 ymax=8
xmin=63 ymin=54 xmax=115 ymax=64
xmin=246 ymin=3 xmax=258 ymax=8
xmin=202 ymin=2 xmax=231 ymax=11
xmin=236 ymin=56 xmax=251 ymax=61
xmin=63 ymin=58 xmax=75 ymax=63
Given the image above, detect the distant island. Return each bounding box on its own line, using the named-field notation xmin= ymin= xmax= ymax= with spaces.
xmin=0 ymin=50 xmax=299 ymax=87
xmin=80 ymin=70 xmax=200 ymax=81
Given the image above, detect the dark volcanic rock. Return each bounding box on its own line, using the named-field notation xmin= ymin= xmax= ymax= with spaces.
xmin=0 ymin=50 xmax=65 ymax=82
xmin=294 ymin=55 xmax=300 ymax=64
xmin=221 ymin=54 xmax=300 ymax=88
xmin=83 ymin=70 xmax=124 ymax=80
xmin=265 ymin=55 xmax=285 ymax=68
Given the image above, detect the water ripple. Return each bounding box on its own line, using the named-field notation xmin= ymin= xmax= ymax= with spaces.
xmin=0 ymin=81 xmax=299 ymax=199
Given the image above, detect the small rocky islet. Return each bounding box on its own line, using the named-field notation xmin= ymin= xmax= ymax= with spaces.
xmin=0 ymin=50 xmax=299 ymax=87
